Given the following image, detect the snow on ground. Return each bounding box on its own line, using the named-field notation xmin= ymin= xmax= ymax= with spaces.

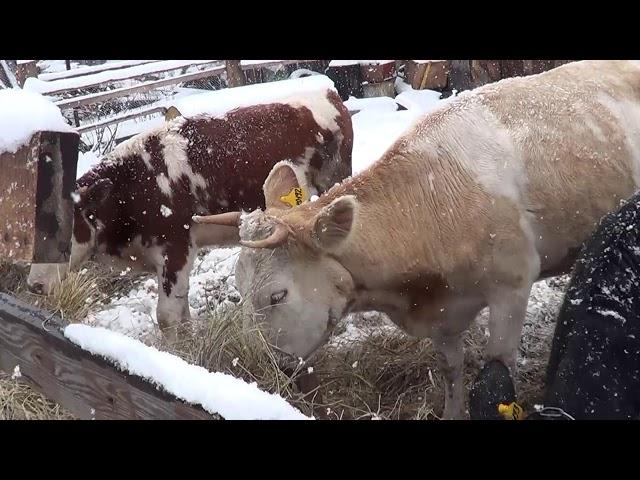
xmin=344 ymin=95 xmax=398 ymax=114
xmin=395 ymin=89 xmax=443 ymax=112
xmin=76 ymin=150 xmax=100 ymax=179
xmin=0 ymin=88 xmax=75 ymax=155
xmin=64 ymin=323 xmax=311 ymax=420
xmin=85 ymin=247 xmax=241 ymax=342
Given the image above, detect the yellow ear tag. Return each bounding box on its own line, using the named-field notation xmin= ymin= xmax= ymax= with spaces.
xmin=280 ymin=187 xmax=307 ymax=207
xmin=498 ymin=402 xmax=524 ymax=420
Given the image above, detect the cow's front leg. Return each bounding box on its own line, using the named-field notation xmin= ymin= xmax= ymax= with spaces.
xmin=432 ymin=333 xmax=465 ymax=420
xmin=156 ymin=245 xmax=196 ymax=343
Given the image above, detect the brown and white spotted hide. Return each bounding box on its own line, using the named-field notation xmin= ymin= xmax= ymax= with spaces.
xmin=68 ymin=89 xmax=353 ymax=341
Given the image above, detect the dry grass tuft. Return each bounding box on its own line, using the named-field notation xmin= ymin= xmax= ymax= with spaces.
xmin=0 ymin=261 xmax=30 ymax=295
xmin=0 ymin=373 xmax=74 ymax=420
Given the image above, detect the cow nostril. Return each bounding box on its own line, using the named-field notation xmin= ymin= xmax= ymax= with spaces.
xmin=29 ymin=282 xmax=44 ymax=295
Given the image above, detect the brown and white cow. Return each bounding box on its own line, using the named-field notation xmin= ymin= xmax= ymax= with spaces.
xmin=195 ymin=60 xmax=640 ymax=419
xmin=68 ymin=88 xmax=353 ymax=340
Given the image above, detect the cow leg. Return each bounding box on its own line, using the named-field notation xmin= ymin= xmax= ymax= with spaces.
xmin=432 ymin=333 xmax=465 ymax=420
xmin=156 ymin=245 xmax=196 ymax=343
xmin=486 ymin=284 xmax=532 ymax=374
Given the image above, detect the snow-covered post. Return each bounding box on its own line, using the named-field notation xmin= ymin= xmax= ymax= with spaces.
xmin=0 ymin=89 xmax=79 ymax=294
xmin=403 ymin=60 xmax=450 ymax=91
xmin=360 ymin=60 xmax=397 ymax=98
xmin=324 ymin=60 xmax=363 ymax=100
xmin=15 ymin=60 xmax=39 ymax=88
xmin=225 ymin=60 xmax=245 ymax=87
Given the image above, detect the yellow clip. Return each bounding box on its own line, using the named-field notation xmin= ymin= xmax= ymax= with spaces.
xmin=280 ymin=187 xmax=307 ymax=207
xmin=498 ymin=402 xmax=524 ymax=420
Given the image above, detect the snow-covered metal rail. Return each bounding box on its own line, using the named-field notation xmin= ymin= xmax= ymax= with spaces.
xmin=0 ymin=293 xmax=219 ymax=420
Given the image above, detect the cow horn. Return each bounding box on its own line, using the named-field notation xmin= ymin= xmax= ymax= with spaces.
xmin=192 ymin=211 xmax=242 ymax=227
xmin=240 ymin=222 xmax=290 ymax=249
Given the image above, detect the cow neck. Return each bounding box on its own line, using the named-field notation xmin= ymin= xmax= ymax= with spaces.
xmin=300 ymin=170 xmax=441 ymax=291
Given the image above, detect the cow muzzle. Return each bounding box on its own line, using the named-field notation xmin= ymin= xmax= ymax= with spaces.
xmin=26 ymin=263 xmax=69 ymax=295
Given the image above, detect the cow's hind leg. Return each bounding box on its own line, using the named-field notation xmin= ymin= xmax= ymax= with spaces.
xmin=156 ymin=244 xmax=196 ymax=343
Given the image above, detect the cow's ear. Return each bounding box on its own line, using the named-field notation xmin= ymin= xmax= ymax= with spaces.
xmin=263 ymin=161 xmax=311 ymax=210
xmin=79 ymin=178 xmax=113 ymax=210
xmin=311 ymin=195 xmax=357 ymax=251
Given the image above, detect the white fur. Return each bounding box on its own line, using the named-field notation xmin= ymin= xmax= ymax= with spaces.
xmin=161 ymin=129 xmax=207 ymax=195
xmin=283 ymin=90 xmax=340 ymax=133
xmin=156 ymin=173 xmax=172 ymax=197
xmin=597 ymin=94 xmax=640 ymax=187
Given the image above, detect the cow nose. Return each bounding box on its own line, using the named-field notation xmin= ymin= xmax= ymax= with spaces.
xmin=28 ymin=282 xmax=44 ymax=295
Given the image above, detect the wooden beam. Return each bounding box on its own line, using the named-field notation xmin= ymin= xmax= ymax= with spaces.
xmin=0 ymin=293 xmax=219 ymax=420
xmin=55 ymin=66 xmax=225 ymax=110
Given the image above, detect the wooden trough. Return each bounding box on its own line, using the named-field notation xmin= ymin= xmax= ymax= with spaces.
xmin=0 ymin=293 xmax=219 ymax=420
xmin=0 ymin=126 xmax=219 ymax=419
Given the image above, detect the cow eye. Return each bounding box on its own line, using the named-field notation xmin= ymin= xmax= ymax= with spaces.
xmin=270 ymin=290 xmax=287 ymax=305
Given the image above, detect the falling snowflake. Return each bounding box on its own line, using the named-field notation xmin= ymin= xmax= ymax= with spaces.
xmin=160 ymin=205 xmax=173 ymax=217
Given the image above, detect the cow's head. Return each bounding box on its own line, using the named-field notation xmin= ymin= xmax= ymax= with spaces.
xmin=69 ymin=178 xmax=114 ymax=271
xmin=194 ymin=161 xmax=358 ymax=360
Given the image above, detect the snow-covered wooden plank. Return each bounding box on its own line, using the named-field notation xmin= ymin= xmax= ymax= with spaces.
xmin=64 ymin=324 xmax=311 ymax=420
xmin=38 ymin=60 xmax=159 ymax=82
xmin=31 ymin=60 xmax=220 ymax=96
xmin=54 ymin=65 xmax=226 ymax=110
xmin=0 ymin=293 xmax=218 ymax=420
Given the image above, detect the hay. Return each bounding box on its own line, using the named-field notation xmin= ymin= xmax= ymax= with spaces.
xmin=171 ymin=276 xmax=566 ymax=419
xmin=0 ymin=260 xmax=29 ymax=294
xmin=0 ymin=373 xmax=74 ymax=420
xmin=0 ymin=260 xmax=142 ymax=420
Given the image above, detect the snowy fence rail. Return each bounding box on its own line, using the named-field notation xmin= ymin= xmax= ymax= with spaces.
xmin=0 ymin=293 xmax=219 ymax=420
xmin=38 ymin=60 xmax=222 ymax=96
xmin=38 ymin=60 xmax=160 ymax=82
xmin=54 ymin=65 xmax=227 ymax=110
xmin=76 ymin=105 xmax=168 ymax=134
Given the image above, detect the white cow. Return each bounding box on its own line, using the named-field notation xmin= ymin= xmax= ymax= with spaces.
xmin=196 ymin=60 xmax=640 ymax=418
